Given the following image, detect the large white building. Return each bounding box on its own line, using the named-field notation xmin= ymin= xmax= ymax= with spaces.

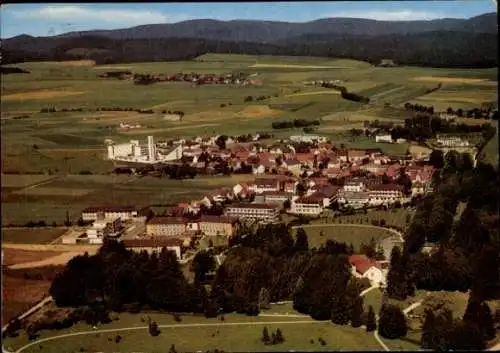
xmin=87 ymin=217 xmax=122 ymax=244
xmin=224 ymin=203 xmax=280 ymax=222
xmin=290 ymin=135 xmax=327 ymax=143
xmin=106 ymin=135 xmax=183 ymax=163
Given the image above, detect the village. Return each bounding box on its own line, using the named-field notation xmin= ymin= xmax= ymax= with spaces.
xmin=55 ymin=133 xmax=438 ymax=289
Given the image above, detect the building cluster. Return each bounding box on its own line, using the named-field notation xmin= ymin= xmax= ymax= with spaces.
xmin=81 ymin=137 xmax=435 ymax=257
xmin=106 ymin=136 xmax=183 ymax=164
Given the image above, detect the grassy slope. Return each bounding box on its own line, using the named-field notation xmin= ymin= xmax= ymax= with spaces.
xmin=3 ymin=311 xmax=382 ymax=353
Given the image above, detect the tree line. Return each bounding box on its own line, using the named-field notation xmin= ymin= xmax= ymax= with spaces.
xmin=385 ymin=156 xmax=499 ymax=349
xmin=389 ymin=114 xmax=496 ymax=143
xmin=271 ymin=119 xmax=320 ymax=130
xmin=3 ymin=31 xmax=497 ymax=68
xmin=404 ymin=102 xmax=499 ymax=120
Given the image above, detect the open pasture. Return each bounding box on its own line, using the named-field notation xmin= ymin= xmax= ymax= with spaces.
xmin=2 ymin=54 xmax=497 ymax=179
xmin=291 ymin=224 xmax=395 ymax=251
xmin=0 ymin=174 xmax=259 ymax=226
xmin=3 ymin=311 xmax=382 ymax=353
xmin=1 ymin=174 xmax=57 ymax=189
xmin=2 ymin=228 xmax=67 ymax=245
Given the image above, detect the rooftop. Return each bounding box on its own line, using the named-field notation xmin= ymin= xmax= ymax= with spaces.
xmin=148 ymin=216 xmax=187 ymax=225
xmin=227 ymin=203 xmax=279 ymax=210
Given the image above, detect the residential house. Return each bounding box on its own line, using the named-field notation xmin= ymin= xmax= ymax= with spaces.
xmin=252 ymin=178 xmax=280 ymax=194
xmin=295 ymin=152 xmax=314 ymax=167
xmin=146 ymin=216 xmax=187 ymax=237
xmin=224 ymin=203 xmax=280 ymax=222
xmin=261 ymin=191 xmax=293 ymax=205
xmin=343 ymin=178 xmax=366 ymax=192
xmin=360 ymin=163 xmax=389 ymax=176
xmin=199 ymin=215 xmax=238 ymax=237
xmin=349 ymin=254 xmax=386 ymax=287
xmin=348 ymin=149 xmax=368 ymax=162
xmin=283 ymin=159 xmax=302 ymax=176
xmin=121 ymin=237 xmax=184 ymax=259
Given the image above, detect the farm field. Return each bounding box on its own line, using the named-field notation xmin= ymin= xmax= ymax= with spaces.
xmin=0 ymin=174 xmax=256 ymax=226
xmin=291 ymin=224 xmax=395 ymax=251
xmin=3 ymin=310 xmax=383 ymax=353
xmin=1 ymin=228 xmax=67 ymax=244
xmin=1 ymin=54 xmax=497 ymax=173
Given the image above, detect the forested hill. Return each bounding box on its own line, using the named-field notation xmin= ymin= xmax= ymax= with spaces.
xmin=44 ymin=12 xmax=498 ymax=41
xmin=2 ymin=30 xmax=497 ymax=68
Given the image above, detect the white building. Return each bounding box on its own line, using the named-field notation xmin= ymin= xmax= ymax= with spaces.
xmin=81 ymin=206 xmax=139 ymax=222
xmin=349 ymin=255 xmax=386 ymax=287
xmin=343 ymin=179 xmax=366 ymax=193
xmin=290 ymin=135 xmax=327 ymax=143
xmin=87 ymin=217 xmax=122 ymax=244
xmin=107 ymin=136 xmax=183 ymax=163
xmin=375 ymin=134 xmax=393 ymax=143
xmin=252 ymin=178 xmax=280 ymax=194
xmin=290 ymin=195 xmax=324 ymax=216
xmin=224 ymin=203 xmax=279 ymax=222
xmin=367 ymin=184 xmax=405 ymax=206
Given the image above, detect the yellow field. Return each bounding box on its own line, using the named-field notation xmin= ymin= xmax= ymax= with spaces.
xmin=13 ymin=187 xmax=94 ymax=197
xmin=59 ymin=60 xmax=96 ymax=67
xmin=235 ymin=105 xmax=282 ymax=118
xmin=412 ymin=76 xmax=497 ymax=86
xmin=2 ymin=90 xmax=86 ymax=101
xmin=250 ymin=63 xmax=353 ymax=69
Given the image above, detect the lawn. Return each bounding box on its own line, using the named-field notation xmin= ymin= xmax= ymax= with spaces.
xmin=480 ymin=129 xmax=499 ymax=166
xmin=1 ymin=228 xmax=67 ymax=244
xmin=319 ymin=208 xmax=413 ymax=230
xmin=291 ymin=224 xmax=394 ymax=252
xmin=4 ymin=311 xmax=383 ymax=353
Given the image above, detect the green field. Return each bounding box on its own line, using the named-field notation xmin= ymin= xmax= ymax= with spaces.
xmin=480 ymin=129 xmax=499 ymax=166
xmin=3 ymin=311 xmax=383 ymax=353
xmin=291 ymin=224 xmax=395 ymax=251
xmin=0 ymin=174 xmax=254 ymax=226
xmin=1 ymin=227 xmax=67 ymax=244
xmin=321 ymin=208 xmax=414 ymax=230
xmin=2 ymin=55 xmax=497 ymax=225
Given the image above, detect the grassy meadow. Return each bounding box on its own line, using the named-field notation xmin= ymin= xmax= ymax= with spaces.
xmin=0 ymin=174 xmax=253 ymax=226
xmin=1 ymin=54 xmax=497 ymax=227
xmin=3 ymin=310 xmax=383 ymax=353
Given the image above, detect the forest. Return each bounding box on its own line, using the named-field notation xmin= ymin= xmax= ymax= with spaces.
xmin=2 ymin=30 xmax=497 ymax=68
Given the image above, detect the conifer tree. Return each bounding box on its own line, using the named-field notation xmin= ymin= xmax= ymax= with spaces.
xmin=261 ymin=327 xmax=270 ymax=345
xmin=350 ymin=296 xmax=364 ymax=328
xmin=365 ymin=305 xmax=377 ymax=332
xmin=378 ymin=304 xmax=407 ymax=339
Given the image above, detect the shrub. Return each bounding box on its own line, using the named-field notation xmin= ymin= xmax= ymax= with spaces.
xmin=115 ymin=335 xmax=122 ymax=343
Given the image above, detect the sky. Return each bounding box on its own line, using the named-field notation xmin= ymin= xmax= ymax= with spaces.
xmin=1 ymin=1 xmax=497 ymax=38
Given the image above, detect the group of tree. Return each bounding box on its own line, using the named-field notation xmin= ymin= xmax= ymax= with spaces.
xmin=271 ymin=119 xmax=320 ymax=130
xmin=3 ymin=29 xmax=497 ymax=68
xmin=389 ymin=114 xmax=496 ymax=143
xmin=383 ymin=156 xmax=499 ymax=349
xmin=420 ymin=296 xmax=497 ymax=350
xmin=261 ymin=327 xmax=285 ymax=345
xmin=320 ymin=83 xmax=370 ymax=103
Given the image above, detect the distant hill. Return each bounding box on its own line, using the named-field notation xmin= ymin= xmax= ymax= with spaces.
xmin=49 ymin=12 xmax=497 ymax=42
xmin=1 ymin=12 xmax=497 ymax=68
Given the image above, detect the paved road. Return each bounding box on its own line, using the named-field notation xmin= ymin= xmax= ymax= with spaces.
xmin=12 ymin=320 xmax=319 ymax=353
